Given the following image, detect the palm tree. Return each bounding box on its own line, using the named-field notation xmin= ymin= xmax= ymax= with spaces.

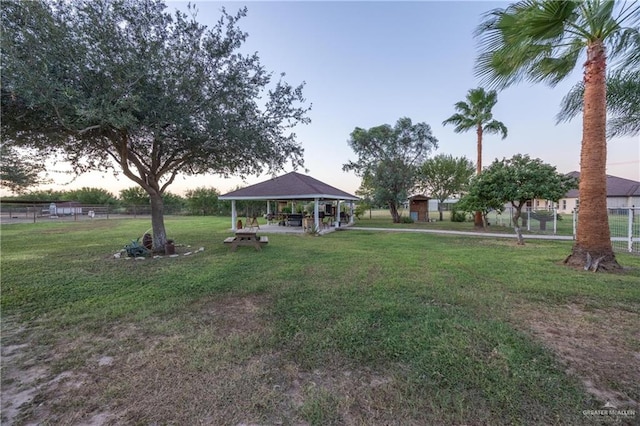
xmin=475 ymin=0 xmax=640 ymax=271
xmin=442 ymin=87 xmax=508 ymax=227
xmin=557 ymin=68 xmax=640 ymax=138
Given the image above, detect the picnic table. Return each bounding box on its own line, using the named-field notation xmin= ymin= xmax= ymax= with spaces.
xmin=224 ymin=230 xmax=268 ymax=252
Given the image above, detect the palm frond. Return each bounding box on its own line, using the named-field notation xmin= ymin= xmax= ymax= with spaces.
xmin=452 ymin=101 xmax=472 ymax=116
xmin=556 ymin=82 xmax=584 ymax=124
xmin=556 ymin=68 xmax=640 ymax=137
xmin=529 ymin=38 xmax=583 ymax=86
xmin=609 ymin=27 xmax=640 ymax=68
xmin=475 ymin=0 xmax=639 ymax=90
xmin=442 ymin=114 xmax=475 ymax=133
xmin=483 ymin=120 xmax=508 ymax=139
xmin=607 ymin=115 xmax=640 ymax=138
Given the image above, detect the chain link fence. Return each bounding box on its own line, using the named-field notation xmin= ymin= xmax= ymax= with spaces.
xmin=0 ymin=202 xmax=185 ymax=224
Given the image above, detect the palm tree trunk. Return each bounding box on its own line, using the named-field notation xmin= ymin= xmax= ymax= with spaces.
xmin=564 ymin=41 xmax=619 ymax=271
xmin=474 ymin=124 xmax=484 ymax=227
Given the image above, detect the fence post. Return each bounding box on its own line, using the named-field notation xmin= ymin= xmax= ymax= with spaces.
xmin=629 ymin=206 xmax=634 ymax=253
xmin=527 ymin=208 xmax=531 ymax=231
xmin=572 ymin=208 xmax=577 ymax=240
xmin=553 ymin=207 xmax=557 ymax=235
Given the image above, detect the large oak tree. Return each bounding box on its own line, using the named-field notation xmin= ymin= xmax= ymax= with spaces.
xmin=343 ymin=117 xmax=438 ymax=223
xmin=1 ymin=0 xmax=310 ymax=250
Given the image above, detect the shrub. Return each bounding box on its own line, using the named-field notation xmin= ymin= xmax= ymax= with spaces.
xmin=400 ymin=216 xmax=414 ymax=223
xmin=450 ymin=205 xmax=467 ymax=222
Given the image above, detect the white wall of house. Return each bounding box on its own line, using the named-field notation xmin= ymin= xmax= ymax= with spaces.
xmin=557 ymin=198 xmax=579 ymax=214
xmin=554 ymin=196 xmax=639 ymax=214
xmin=606 ymin=196 xmax=640 ymax=209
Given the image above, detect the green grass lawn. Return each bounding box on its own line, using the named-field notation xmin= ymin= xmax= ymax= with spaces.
xmin=2 ymin=216 xmax=639 ymax=425
xmin=357 ymin=208 xmax=577 ymax=236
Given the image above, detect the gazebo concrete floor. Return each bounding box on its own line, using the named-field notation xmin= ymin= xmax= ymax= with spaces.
xmin=233 ymin=222 xmax=352 ymax=235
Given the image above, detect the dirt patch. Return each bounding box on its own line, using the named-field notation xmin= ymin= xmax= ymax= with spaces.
xmin=513 ymin=302 xmax=640 ymax=410
xmin=1 ymin=321 xmax=58 ymax=425
xmin=189 ymin=293 xmax=268 ymax=337
xmin=1 ymin=294 xmax=438 ymax=425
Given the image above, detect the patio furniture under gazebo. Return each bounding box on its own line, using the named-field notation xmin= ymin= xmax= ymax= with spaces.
xmin=218 ymin=172 xmax=360 ymax=232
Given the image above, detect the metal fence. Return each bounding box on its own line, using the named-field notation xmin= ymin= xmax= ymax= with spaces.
xmin=486 ymin=206 xmax=638 ymax=254
xmin=0 ymin=203 xmax=184 ymax=224
xmin=486 ymin=207 xmax=566 ymax=235
xmin=576 ymin=207 xmax=639 ymax=255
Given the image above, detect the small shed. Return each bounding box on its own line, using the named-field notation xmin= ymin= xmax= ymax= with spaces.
xmin=409 ymin=195 xmax=430 ymax=222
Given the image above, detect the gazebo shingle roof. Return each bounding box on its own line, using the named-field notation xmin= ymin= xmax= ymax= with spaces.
xmin=218 ymin=171 xmax=359 ymax=201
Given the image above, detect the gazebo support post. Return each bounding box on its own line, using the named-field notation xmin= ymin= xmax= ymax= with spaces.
xmin=349 ymin=201 xmax=355 ymax=225
xmin=313 ymin=198 xmax=319 ymax=232
xmin=231 ymin=200 xmax=237 ymax=231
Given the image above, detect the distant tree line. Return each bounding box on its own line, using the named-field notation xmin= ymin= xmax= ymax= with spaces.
xmin=1 ymin=186 xmax=265 ymax=217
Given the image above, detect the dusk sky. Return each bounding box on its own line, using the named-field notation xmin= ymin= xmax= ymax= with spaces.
xmin=37 ymin=1 xmax=639 ymax=197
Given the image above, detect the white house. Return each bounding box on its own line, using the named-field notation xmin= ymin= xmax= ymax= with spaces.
xmin=556 ymin=171 xmax=640 ymax=214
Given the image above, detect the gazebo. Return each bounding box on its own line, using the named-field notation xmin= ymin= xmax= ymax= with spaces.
xmin=218 ymin=171 xmax=360 ymax=232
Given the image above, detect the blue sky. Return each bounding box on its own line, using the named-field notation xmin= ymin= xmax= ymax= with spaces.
xmin=41 ymin=1 xmax=639 ymax=196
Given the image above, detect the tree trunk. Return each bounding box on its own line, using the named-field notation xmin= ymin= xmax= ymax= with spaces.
xmin=389 ymin=202 xmax=400 ymax=223
xmin=438 ymin=202 xmax=444 ymax=221
xmin=564 ymin=41 xmax=620 ymax=271
xmin=512 ymin=207 xmax=524 ymax=245
xmin=149 ymin=191 xmax=168 ymax=253
xmin=474 ymin=124 xmax=484 ymax=228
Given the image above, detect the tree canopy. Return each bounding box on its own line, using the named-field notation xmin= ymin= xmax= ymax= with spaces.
xmin=442 ymin=88 xmax=507 ymax=154
xmin=1 ymin=0 xmax=310 ymax=250
xmin=343 ymin=117 xmax=438 ymax=223
xmin=417 ymin=154 xmax=475 ymax=221
xmin=184 ymin=187 xmax=220 ymax=216
xmin=0 ymin=146 xmax=49 ymax=194
xmin=459 ymin=154 xmax=577 ymax=244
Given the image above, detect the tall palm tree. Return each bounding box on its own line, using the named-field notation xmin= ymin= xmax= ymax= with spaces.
xmin=442 ymin=87 xmax=508 ymax=227
xmin=475 ymin=0 xmax=639 ymax=271
xmin=557 ymin=68 xmax=640 ymax=138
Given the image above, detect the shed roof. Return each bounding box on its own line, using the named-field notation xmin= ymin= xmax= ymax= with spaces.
xmin=219 ymin=171 xmax=359 ymax=201
xmin=564 ymin=171 xmax=640 ymax=198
